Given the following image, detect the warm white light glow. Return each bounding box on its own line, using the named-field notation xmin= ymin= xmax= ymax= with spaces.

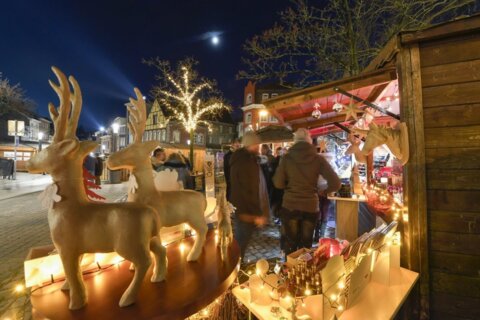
xmin=338 ymin=305 xmax=344 ymax=311
xmin=14 ymin=284 xmax=24 ymax=293
xmin=305 ymin=289 xmax=312 ymax=296
xmin=259 ymin=110 xmax=268 ymax=117
xmin=330 ymin=294 xmax=337 ymax=301
xmin=112 ymin=123 xmax=120 ymax=134
xmin=179 ymin=242 xmax=186 ymax=253
xmin=338 ymin=282 xmax=345 ymax=289
xmin=157 ymin=63 xmax=227 ymax=133
xmin=99 ymin=126 xmax=105 ymax=132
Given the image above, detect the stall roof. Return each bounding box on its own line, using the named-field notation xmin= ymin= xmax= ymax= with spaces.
xmin=256 ymin=125 xmax=293 ymax=143
xmin=263 ymin=67 xmax=397 ymax=130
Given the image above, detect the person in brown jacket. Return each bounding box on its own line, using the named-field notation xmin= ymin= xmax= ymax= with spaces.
xmin=230 ymin=131 xmax=269 ymax=259
xmin=273 ymin=128 xmax=341 ymax=255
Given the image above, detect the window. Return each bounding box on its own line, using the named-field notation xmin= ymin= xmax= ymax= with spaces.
xmin=173 ymin=130 xmax=180 ymax=143
xmin=229 ymin=126 xmax=233 ymax=133
xmin=271 ymin=93 xmax=278 ymax=98
xmin=245 ymin=112 xmax=252 ymax=124
xmin=246 ymin=93 xmax=253 ymax=105
xmin=195 ymin=133 xmax=204 ymax=145
xmin=153 ymin=114 xmax=158 ymax=125
xmin=269 ymin=115 xmax=278 ymax=123
xmin=261 ymin=93 xmax=269 ymax=101
xmin=161 ymin=129 xmax=166 ymax=141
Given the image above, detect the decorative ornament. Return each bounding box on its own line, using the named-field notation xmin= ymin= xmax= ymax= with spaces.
xmin=127 ymin=174 xmax=138 ymax=194
xmin=354 ymin=122 xmax=409 ymax=165
xmin=108 ymin=87 xmax=208 ymax=263
xmin=332 ymin=102 xmax=344 ymax=113
xmin=28 ymin=67 xmax=166 ymax=309
xmin=344 ymin=99 xmax=363 ymax=122
xmin=318 ymin=139 xmax=328 ymax=153
xmin=82 ymin=167 xmax=105 ymax=201
xmin=256 ymin=259 xmax=270 ymax=277
xmin=311 ymin=103 xmax=322 ymax=119
xmin=38 ymin=183 xmax=62 ymax=209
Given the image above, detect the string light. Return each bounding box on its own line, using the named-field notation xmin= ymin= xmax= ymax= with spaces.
xmin=14 ymin=284 xmax=24 ymax=293
xmin=330 ymin=294 xmax=337 ymax=301
xmin=179 ymin=242 xmax=186 ymax=253
xmin=338 ymin=305 xmax=344 ymax=311
xmin=157 ymin=63 xmax=229 ymax=136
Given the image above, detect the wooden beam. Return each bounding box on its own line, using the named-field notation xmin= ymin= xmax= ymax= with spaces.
xmin=401 ymin=14 xmax=480 ymax=44
xmin=334 ymin=87 xmax=401 ymax=120
xmin=290 ymin=114 xmax=358 ymax=130
xmin=398 ymin=43 xmax=430 ymax=318
xmin=264 ymin=68 xmax=397 ymax=111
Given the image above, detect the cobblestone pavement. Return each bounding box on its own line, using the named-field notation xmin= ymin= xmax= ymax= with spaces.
xmin=0 ymin=183 xmax=128 ymax=320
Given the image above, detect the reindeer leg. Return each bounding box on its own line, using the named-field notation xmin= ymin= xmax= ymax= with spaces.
xmin=61 ymin=254 xmax=84 ymax=291
xmin=59 ymin=252 xmax=87 ymax=310
xmin=150 ymin=236 xmax=167 ymax=282
xmin=118 ymin=249 xmax=151 ymax=307
xmin=187 ymin=218 xmax=208 ymax=262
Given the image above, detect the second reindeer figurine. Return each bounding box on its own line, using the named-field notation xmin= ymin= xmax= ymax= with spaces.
xmin=108 ymin=88 xmax=208 ymax=262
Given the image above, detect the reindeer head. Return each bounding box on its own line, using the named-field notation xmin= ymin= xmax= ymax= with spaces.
xmin=352 ymin=122 xmax=409 ymax=164
xmin=358 ymin=123 xmax=388 ymax=155
xmin=107 ymin=88 xmax=158 ymax=171
xmin=27 ymin=67 xmax=98 ymax=174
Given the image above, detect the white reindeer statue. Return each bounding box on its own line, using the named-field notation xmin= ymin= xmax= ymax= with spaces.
xmin=351 ymin=122 xmax=409 ymax=165
xmin=107 ymin=88 xmax=208 ymax=262
xmin=214 ymin=186 xmax=234 ymax=261
xmin=26 ymin=67 xmax=166 ymax=309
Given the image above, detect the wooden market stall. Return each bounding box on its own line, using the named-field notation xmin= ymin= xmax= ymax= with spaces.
xmin=263 ymin=15 xmax=480 ymax=319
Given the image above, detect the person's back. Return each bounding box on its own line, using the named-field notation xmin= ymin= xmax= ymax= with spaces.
xmin=273 ymin=128 xmax=340 ymax=254
xmin=276 ymin=141 xmax=340 ymax=213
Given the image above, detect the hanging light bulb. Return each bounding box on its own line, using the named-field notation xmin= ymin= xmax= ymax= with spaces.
xmin=333 ymin=102 xmax=344 ymax=113
xmin=311 ymin=103 xmax=322 ymax=119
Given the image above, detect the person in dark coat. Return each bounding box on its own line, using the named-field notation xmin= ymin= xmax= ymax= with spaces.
xmin=270 ymin=147 xmax=285 ymax=219
xmin=230 ymin=131 xmax=269 ymax=259
xmin=94 ymin=154 xmax=104 ymax=185
xmin=273 ymin=128 xmax=341 ymax=255
xmin=223 ymin=138 xmax=241 ymax=201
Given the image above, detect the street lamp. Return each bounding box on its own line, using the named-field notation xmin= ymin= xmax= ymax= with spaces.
xmin=38 ymin=132 xmax=44 ymax=152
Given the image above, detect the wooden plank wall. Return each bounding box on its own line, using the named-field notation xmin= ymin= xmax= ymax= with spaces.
xmin=419 ymin=33 xmax=480 ymax=320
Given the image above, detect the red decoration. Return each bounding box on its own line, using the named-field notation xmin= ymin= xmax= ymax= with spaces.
xmin=83 ymin=167 xmax=106 ymax=201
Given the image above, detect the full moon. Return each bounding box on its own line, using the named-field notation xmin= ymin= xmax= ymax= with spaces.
xmin=211 ymin=36 xmax=220 ymax=45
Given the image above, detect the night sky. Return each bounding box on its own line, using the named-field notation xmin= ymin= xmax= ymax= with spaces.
xmin=1 ymin=0 xmax=290 ymax=131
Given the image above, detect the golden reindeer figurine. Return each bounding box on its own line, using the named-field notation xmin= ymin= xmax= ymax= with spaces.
xmin=107 ymin=88 xmax=208 ymax=262
xmin=27 ymin=67 xmax=167 ymax=309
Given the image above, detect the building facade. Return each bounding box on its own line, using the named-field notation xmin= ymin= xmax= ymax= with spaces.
xmin=0 ymin=110 xmax=52 ymax=171
xmin=239 ymin=81 xmax=291 ymax=137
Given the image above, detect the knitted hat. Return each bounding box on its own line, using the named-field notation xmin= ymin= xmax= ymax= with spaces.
xmin=242 ymin=131 xmax=261 ymax=147
xmin=293 ymin=128 xmax=312 ymax=144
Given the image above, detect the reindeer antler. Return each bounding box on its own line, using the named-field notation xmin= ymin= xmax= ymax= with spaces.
xmin=127 ymin=88 xmax=147 ymax=143
xmin=66 ymin=75 xmax=82 ymax=139
xmin=48 ymin=67 xmax=71 ymax=143
xmin=48 ymin=67 xmax=83 ymax=142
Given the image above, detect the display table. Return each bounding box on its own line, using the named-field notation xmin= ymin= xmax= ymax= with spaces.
xmin=232 ymin=267 xmax=418 ymax=320
xmin=31 ymin=230 xmax=240 ymax=320
xmin=328 ymin=196 xmax=367 ymax=241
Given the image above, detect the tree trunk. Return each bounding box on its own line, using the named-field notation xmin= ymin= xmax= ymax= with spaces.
xmin=189 ymin=128 xmax=194 ymax=171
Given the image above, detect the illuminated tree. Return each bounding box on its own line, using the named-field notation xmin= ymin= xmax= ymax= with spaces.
xmin=144 ymin=58 xmax=230 ymax=166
